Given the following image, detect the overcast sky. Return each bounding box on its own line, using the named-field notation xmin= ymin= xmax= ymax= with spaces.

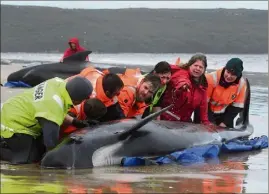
xmin=1 ymin=1 xmax=268 ymax=10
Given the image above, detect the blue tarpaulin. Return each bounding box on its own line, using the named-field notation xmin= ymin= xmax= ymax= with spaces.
xmin=121 ymin=135 xmax=268 ymax=167
xmin=4 ymin=81 xmax=32 ymax=88
xmin=222 ymin=135 xmax=268 ymax=152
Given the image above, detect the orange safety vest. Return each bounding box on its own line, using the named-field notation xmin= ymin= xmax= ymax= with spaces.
xmin=61 ymin=67 xmax=118 ymax=137
xmin=117 ymin=72 xmax=148 ymax=118
xmin=103 ymin=67 xmax=146 ymax=117
xmin=206 ymin=68 xmax=246 ymax=114
xmin=102 ymin=67 xmax=141 ymax=77
xmin=102 ymin=67 xmax=142 ymax=86
xmin=67 ymin=66 xmax=118 ymax=107
xmin=59 ymin=101 xmax=87 ymax=137
xmin=174 ymin=57 xmax=181 ymax=66
xmin=118 ymin=85 xmax=148 ymax=118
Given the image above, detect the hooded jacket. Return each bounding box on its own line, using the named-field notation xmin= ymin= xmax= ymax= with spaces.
xmin=160 ymin=65 xmax=210 ymax=124
xmin=61 ymin=37 xmax=89 ymax=61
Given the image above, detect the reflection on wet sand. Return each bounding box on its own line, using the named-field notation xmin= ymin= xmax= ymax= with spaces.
xmin=1 ymin=151 xmax=262 ymax=193
xmin=85 ymin=161 xmax=246 ymax=193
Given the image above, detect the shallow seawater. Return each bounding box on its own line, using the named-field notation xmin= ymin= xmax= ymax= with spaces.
xmin=0 ymin=53 xmax=268 ymax=193
xmin=1 ymin=150 xmax=268 ymax=193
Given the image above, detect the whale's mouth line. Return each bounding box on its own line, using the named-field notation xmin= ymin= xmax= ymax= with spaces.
xmin=92 ymin=141 xmax=124 ymax=167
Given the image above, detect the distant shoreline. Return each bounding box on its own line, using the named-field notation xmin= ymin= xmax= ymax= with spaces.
xmin=1 ymin=5 xmax=267 ymax=54
xmin=1 ymin=5 xmax=267 ymax=11
xmin=1 ymin=52 xmax=267 ymax=55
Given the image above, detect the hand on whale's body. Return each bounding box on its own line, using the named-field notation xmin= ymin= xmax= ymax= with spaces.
xmin=40 ymin=97 xmax=253 ymax=169
xmin=205 ymin=123 xmax=223 ymax=132
xmin=41 ymin=62 xmax=252 ymax=169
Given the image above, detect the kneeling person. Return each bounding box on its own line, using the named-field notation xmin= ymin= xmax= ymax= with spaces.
xmin=60 ymin=98 xmax=107 ymax=139
xmin=206 ymin=58 xmax=246 ymax=128
xmin=142 ymin=61 xmax=172 ymax=118
xmin=118 ymin=74 xmax=162 ymax=118
xmin=0 ymin=76 xmax=93 ymax=164
xmin=68 ymin=69 xmax=125 ymax=122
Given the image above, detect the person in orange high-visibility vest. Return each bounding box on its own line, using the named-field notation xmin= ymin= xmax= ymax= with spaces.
xmin=65 ymin=66 xmax=125 ymax=123
xmin=59 ymin=98 xmax=107 ymax=139
xmin=205 ymin=58 xmax=247 ymax=128
xmin=118 ymin=74 xmax=162 ymax=118
xmin=99 ymin=63 xmax=172 ymax=119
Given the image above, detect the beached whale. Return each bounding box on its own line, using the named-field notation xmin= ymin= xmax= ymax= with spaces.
xmin=6 ymin=51 xmax=92 ymax=87
xmin=5 ymin=50 xmax=147 ymax=87
xmin=40 ymin=79 xmax=253 ymax=169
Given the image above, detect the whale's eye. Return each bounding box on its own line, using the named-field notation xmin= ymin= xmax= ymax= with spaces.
xmin=114 ymin=130 xmax=124 ymax=134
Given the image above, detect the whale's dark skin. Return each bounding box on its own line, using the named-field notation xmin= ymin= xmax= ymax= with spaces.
xmin=6 ymin=50 xmax=146 ymax=87
xmin=41 ymin=119 xmax=253 ymax=169
xmin=40 ymin=79 xmax=253 ymax=169
xmin=7 ymin=51 xmax=92 ymax=86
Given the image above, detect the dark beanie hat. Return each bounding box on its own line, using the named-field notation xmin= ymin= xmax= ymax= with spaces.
xmin=225 ymin=58 xmax=244 ymax=77
xmin=66 ymin=76 xmax=93 ymax=101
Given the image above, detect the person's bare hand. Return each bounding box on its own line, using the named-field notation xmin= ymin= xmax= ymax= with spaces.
xmin=155 ymin=116 xmax=161 ymax=120
xmin=205 ymin=123 xmax=219 ymax=132
xmin=174 ymin=84 xmax=191 ymax=94
xmin=181 ymin=83 xmax=190 ymax=92
xmin=219 ymin=122 xmax=227 ymax=127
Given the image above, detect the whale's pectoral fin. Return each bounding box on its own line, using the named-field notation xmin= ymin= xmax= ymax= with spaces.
xmin=118 ymin=104 xmax=174 ymax=140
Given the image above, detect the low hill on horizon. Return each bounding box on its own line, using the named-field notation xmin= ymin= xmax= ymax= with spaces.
xmin=1 ymin=5 xmax=268 ymax=53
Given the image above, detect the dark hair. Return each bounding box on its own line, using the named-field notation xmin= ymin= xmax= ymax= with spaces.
xmin=180 ymin=53 xmax=208 ymax=87
xmin=181 ymin=53 xmax=207 ymax=70
xmin=154 ymin=61 xmax=171 ymax=74
xmin=142 ymin=74 xmax=162 ymax=92
xmin=83 ymin=98 xmax=107 ymax=119
xmin=102 ymin=73 xmax=124 ymax=95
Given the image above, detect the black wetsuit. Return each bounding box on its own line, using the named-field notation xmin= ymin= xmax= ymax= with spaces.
xmin=0 ymin=118 xmax=59 ymax=164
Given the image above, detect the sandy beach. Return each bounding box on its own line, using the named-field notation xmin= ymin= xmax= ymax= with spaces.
xmin=1 ymin=64 xmax=26 ymax=102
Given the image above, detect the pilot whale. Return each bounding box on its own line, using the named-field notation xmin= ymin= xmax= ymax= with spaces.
xmin=6 ymin=51 xmax=92 ymax=87
xmin=41 ymin=79 xmax=253 ymax=169
xmin=6 ymin=50 xmax=146 ymax=87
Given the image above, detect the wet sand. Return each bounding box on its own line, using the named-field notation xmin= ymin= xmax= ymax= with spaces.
xmin=1 ymin=64 xmax=24 ymax=83
xmin=1 ymin=64 xmax=26 ymax=102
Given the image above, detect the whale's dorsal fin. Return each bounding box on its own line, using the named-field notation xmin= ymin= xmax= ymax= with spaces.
xmin=63 ymin=50 xmax=92 ymax=63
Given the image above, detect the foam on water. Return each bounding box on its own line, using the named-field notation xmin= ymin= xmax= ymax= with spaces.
xmin=1 ymin=52 xmax=268 ymax=73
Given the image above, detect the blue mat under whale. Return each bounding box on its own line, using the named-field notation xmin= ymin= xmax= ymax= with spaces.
xmin=121 ymin=135 xmax=268 ymax=167
xmin=4 ymin=81 xmax=31 ymax=88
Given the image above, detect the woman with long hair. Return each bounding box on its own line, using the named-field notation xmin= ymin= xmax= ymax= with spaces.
xmin=160 ymin=53 xmax=211 ymax=125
